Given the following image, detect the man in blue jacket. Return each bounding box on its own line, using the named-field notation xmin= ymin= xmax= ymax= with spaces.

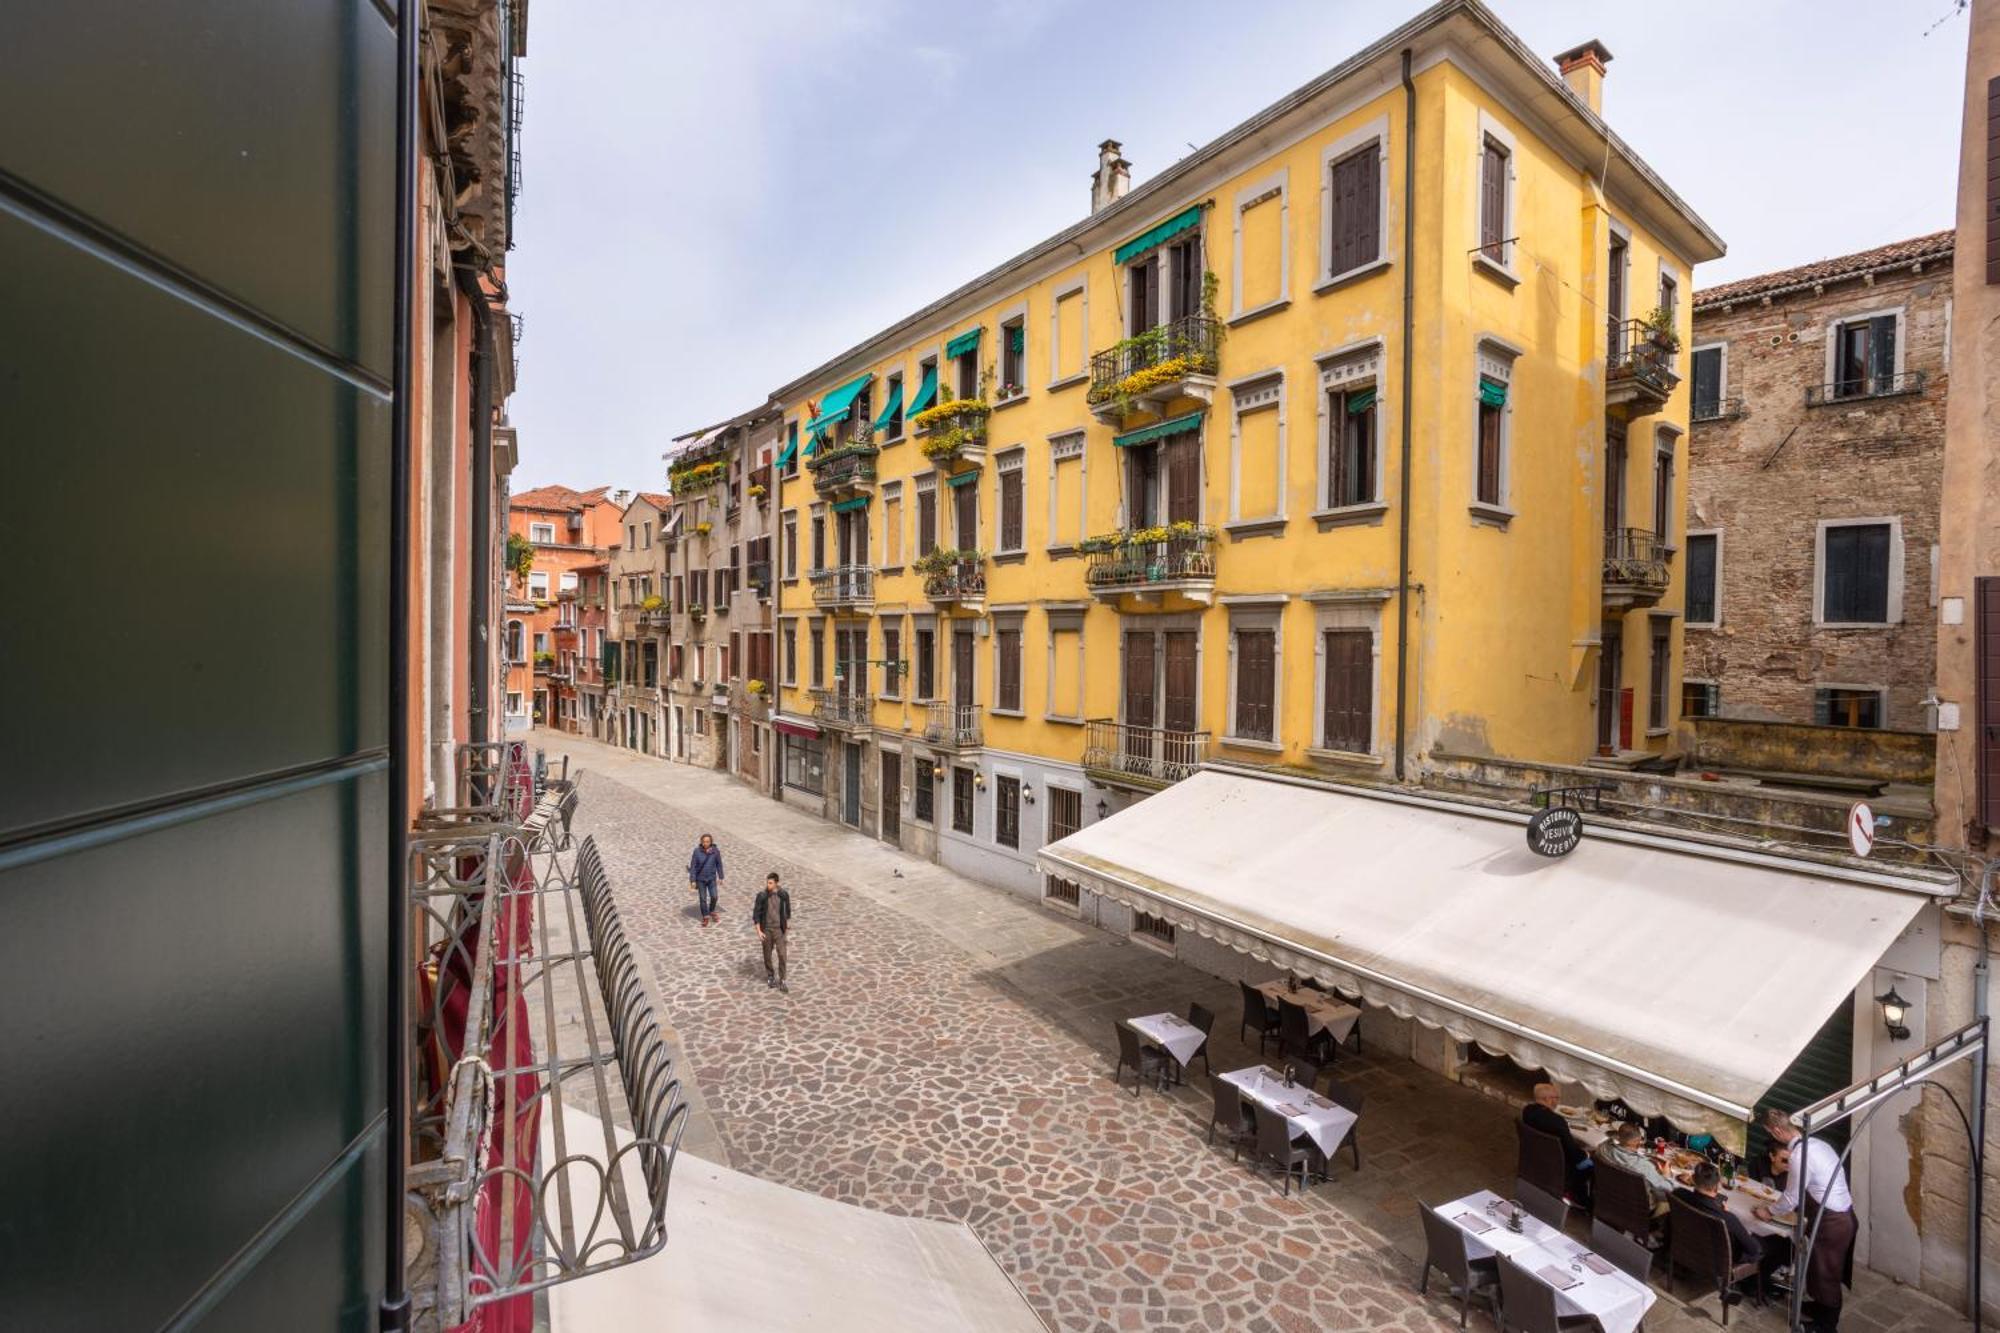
xmin=688 ymin=833 xmax=724 ymax=927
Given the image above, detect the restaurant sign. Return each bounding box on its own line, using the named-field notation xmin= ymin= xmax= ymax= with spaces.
xmin=1525 ymin=806 xmax=1584 ymax=857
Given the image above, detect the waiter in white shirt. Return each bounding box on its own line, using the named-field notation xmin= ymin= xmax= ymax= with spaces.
xmin=1753 ymin=1109 xmax=1855 ymax=1332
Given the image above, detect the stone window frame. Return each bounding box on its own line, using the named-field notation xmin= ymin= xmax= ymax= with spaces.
xmin=1047 ymin=275 xmax=1090 ymax=392
xmin=994 ymin=448 xmax=1028 ymax=558
xmin=1820 ymin=303 xmax=1909 ymax=386
xmin=880 ymin=367 xmax=907 ymax=443
xmin=1470 ymin=335 xmax=1521 ymax=526
xmin=911 ymin=613 xmax=939 ymax=703
xmin=1652 ymin=424 xmax=1682 ymax=553
xmin=1316 ymin=115 xmax=1393 ymax=293
xmin=1229 ymin=167 xmax=1291 ymax=325
xmin=1681 ymin=677 xmax=1720 ymax=720
xmin=1814 ymin=681 xmax=1889 ymax=729
xmin=1225 ymin=370 xmax=1289 ymax=539
xmin=994 ymin=303 xmax=1030 ymax=407
xmin=1813 ymin=516 xmax=1905 ymax=628
xmin=1045 ymin=429 xmax=1088 ymax=556
xmin=1312 ymin=338 xmax=1389 ymax=530
xmin=913 ymin=474 xmax=939 ymax=558
xmin=877 ymin=480 xmax=904 ymax=572
xmin=1684 ymin=528 xmax=1723 ymax=629
xmin=1043 ymin=604 xmax=1089 ymax=724
xmin=1690 ymin=340 xmax=1729 ymax=413
xmin=1471 ymin=108 xmax=1520 ymax=288
xmin=779 ymin=617 xmax=799 ymax=688
xmin=990 ymin=763 xmax=1029 ymax=852
xmin=1220 ymin=595 xmax=1288 ymax=752
xmin=990 ymin=608 xmax=1028 ymax=717
xmin=529 ymin=521 xmax=555 ymax=544
xmin=878 ymin=615 xmax=905 ymax=702
xmin=1304 ymin=589 xmax=1389 ymax=764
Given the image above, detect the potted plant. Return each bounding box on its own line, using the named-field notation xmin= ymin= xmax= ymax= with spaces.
xmin=748 ymin=483 xmax=767 ymax=501
xmin=688 ymin=604 xmax=706 ymax=622
xmin=1642 ymin=304 xmax=1680 ymax=352
xmin=694 ymin=520 xmax=713 ymax=537
xmin=746 ymin=679 xmax=768 ymax=696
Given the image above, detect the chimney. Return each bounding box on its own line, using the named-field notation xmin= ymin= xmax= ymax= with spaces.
xmin=1091 ymin=139 xmax=1130 ymax=214
xmin=1552 ymin=40 xmax=1612 ymax=116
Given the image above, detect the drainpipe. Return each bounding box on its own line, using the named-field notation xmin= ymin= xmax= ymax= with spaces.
xmin=456 ymin=265 xmax=495 ymax=746
xmin=382 ymin=0 xmax=419 ymax=1327
xmin=1394 ymin=48 xmax=1417 ymax=783
xmin=1972 ymin=863 xmax=1992 ymax=1327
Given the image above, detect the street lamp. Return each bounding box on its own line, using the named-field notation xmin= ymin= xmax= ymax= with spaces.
xmin=1875 ymin=983 xmax=1912 ymax=1042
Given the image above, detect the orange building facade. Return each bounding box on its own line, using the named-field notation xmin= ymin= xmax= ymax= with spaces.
xmin=504 ymin=484 xmax=623 ymax=733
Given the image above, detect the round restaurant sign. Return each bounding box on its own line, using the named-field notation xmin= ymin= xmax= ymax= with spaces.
xmin=1847 ymin=801 xmax=1876 ymax=858
xmin=1525 ymin=806 xmax=1584 ymax=858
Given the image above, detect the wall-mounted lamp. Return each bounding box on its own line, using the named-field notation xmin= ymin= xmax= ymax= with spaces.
xmin=1875 ymin=983 xmax=1911 ymax=1042
xmin=1097 ymin=799 xmax=1109 ymax=821
xmin=1022 ymin=785 xmax=1036 ymax=804
xmin=974 ymin=771 xmax=987 ymax=790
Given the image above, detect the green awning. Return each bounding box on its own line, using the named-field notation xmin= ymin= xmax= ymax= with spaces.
xmin=1346 ymin=388 xmax=1376 ymax=414
xmin=1112 ymin=411 xmax=1204 ymax=448
xmin=945 ymin=328 xmax=982 ymax=360
xmin=776 ymin=430 xmax=799 ymax=469
xmin=1113 ymin=205 xmax=1202 ymax=266
xmin=1478 ymin=377 xmax=1508 ymax=408
xmin=807 ymin=372 xmax=874 ymax=433
xmin=907 ymin=365 xmax=938 ymax=415
xmin=944 ymin=470 xmax=980 ymax=488
xmin=873 ymin=380 xmax=904 ymax=434
xmin=831 ymin=495 xmax=871 ymax=513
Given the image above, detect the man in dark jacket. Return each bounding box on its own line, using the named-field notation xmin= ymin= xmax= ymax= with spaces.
xmin=1674 ymin=1161 xmax=1762 ymax=1304
xmin=752 ymin=872 xmax=792 ymax=990
xmin=1522 ymin=1083 xmax=1593 ymax=1207
xmin=688 ymin=834 xmax=724 ymax=927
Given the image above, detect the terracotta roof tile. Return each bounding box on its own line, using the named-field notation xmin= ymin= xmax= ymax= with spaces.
xmin=1695 ymin=230 xmax=1952 ymax=309
xmin=634 ymin=491 xmax=673 ymax=510
xmin=511 ymin=483 xmax=614 ymax=512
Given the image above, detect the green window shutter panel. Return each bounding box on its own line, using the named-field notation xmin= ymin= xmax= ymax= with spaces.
xmin=1478 ymin=377 xmax=1508 ymax=408
xmin=872 ymin=381 xmax=904 ymax=433
xmin=806 ymin=371 xmax=874 ymax=433
xmin=1007 ymin=325 xmax=1024 ymax=355
xmin=1346 ymin=388 xmax=1376 ymax=414
xmin=1113 ymin=204 xmax=1202 ymax=265
xmin=1112 ymin=411 xmax=1205 ymax=448
xmin=908 ymin=365 xmax=939 ymax=415
xmin=775 ymin=437 xmax=798 ymax=469
xmin=945 ymin=328 xmax=982 ymax=360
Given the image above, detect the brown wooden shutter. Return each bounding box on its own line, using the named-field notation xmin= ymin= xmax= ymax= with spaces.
xmin=1322 ymin=630 xmax=1372 ymax=752
xmin=999 ymin=628 xmax=1021 ymax=711
xmin=1355 ymin=149 xmax=1380 ymax=268
xmin=952 ymin=630 xmax=975 ymax=707
xmin=1235 ymin=629 xmax=1275 ymax=740
xmin=1988 ymin=77 xmax=2000 ymax=284
xmin=1163 ymin=630 xmax=1198 ymax=734
xmin=1000 ymin=470 xmax=1023 ymax=550
xmin=954 ymin=480 xmax=978 ymax=550
xmin=1124 ymin=631 xmax=1155 ymax=728
xmin=1477 ymin=403 xmax=1501 ymax=505
xmin=917 ymin=489 xmax=936 ymax=555
xmin=1603 ymin=426 xmax=1625 ymax=538
xmin=1979 ymin=578 xmax=2000 ymax=828
xmin=1165 ymin=433 xmax=1200 ymax=524
xmin=1480 ymin=142 xmax=1506 ymax=255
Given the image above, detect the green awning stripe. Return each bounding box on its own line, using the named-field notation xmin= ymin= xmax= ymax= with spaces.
xmin=1478 ymin=377 xmax=1508 ymax=408
xmin=944 ymin=328 xmax=983 ymax=360
xmin=872 ymin=381 xmax=904 ymax=433
xmin=806 ymin=372 xmax=874 ymax=433
xmin=944 ymin=470 xmax=980 ymax=488
xmin=831 ymin=495 xmax=871 ymax=513
xmin=804 ymin=428 xmax=828 ymax=458
xmin=1113 ymin=205 xmax=1202 ymax=266
xmin=1347 ymin=388 xmax=1376 ymax=414
xmin=776 ymin=438 xmax=798 ymax=469
xmin=907 ymin=365 xmax=938 ymax=415
xmin=1112 ymin=411 xmax=1204 ymax=449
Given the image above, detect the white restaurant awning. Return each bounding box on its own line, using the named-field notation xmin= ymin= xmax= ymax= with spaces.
xmin=1037 ymin=771 xmax=1940 ymax=1143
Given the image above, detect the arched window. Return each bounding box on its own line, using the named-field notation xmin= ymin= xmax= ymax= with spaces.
xmin=505 ymin=619 xmax=525 ymax=662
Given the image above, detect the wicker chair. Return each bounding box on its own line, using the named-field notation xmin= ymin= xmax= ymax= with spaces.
xmin=1515 ymin=1177 xmax=1570 ymax=1232
xmin=1666 ymin=1196 xmax=1762 ymax=1326
xmin=1516 ymin=1120 xmax=1570 ymax=1202
xmin=1416 ymin=1203 xmax=1501 ymax=1329
xmin=1185 ymin=1002 xmax=1216 ymax=1079
xmin=1252 ymin=1102 xmax=1314 ymax=1197
xmin=1113 ymin=1022 xmax=1167 ymax=1097
xmin=1590 ymin=1219 xmax=1654 ymax=1330
xmin=1206 ymin=1078 xmax=1253 ymax=1159
xmin=1593 ymin=1159 xmax=1656 ymax=1243
xmin=1322 ymin=1076 xmax=1364 ymax=1172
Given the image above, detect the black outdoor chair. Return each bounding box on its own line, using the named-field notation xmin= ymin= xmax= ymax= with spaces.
xmin=1252 ymin=1102 xmax=1314 ymax=1197
xmin=1494 ymin=1254 xmax=1598 ymax=1332
xmin=1322 ymin=1076 xmax=1364 ymax=1172
xmin=1206 ymin=1078 xmax=1253 ymax=1159
xmin=1185 ymin=1002 xmax=1215 ymax=1080
xmin=1666 ymin=1196 xmax=1762 ymax=1325
xmin=1277 ymin=997 xmax=1312 ymax=1060
xmin=1416 ymin=1203 xmax=1501 ymax=1330
xmin=1594 ymin=1159 xmax=1657 ymax=1243
xmin=1113 ymin=1022 xmax=1167 ymax=1097
xmin=1279 ymin=1055 xmax=1322 ymax=1096
xmin=1239 ymin=981 xmax=1279 ymax=1052
xmin=1590 ymin=1219 xmax=1654 ymax=1330
xmin=1516 ymin=1121 xmax=1571 ymax=1203
xmin=1515 ymin=1178 xmax=1570 ymax=1233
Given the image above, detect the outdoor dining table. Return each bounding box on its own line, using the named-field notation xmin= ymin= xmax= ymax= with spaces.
xmin=1126 ymin=1011 xmax=1208 ymax=1070
xmin=1218 ymin=1065 xmax=1358 ymax=1159
xmin=1568 ymin=1114 xmax=1795 ymax=1239
xmin=1255 ymin=978 xmax=1361 ymax=1044
xmin=1439 ymin=1189 xmax=1657 ymax=1333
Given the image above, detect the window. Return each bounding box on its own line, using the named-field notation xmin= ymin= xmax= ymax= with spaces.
xmin=995 ymin=621 xmax=1023 ymax=713
xmin=780 ymin=622 xmax=798 ymax=686
xmin=530 ymin=522 xmax=555 ymax=543
xmin=694 ymin=707 xmax=707 ymax=736
xmin=1044 ymin=877 xmax=1081 ymax=908
xmin=916 ymin=482 xmax=937 ymax=557
xmin=1476 ymin=388 xmax=1504 ymax=507
xmin=1647 ymin=620 xmax=1671 ymax=732
xmin=880 ymin=482 xmax=903 ymax=567
xmin=1045 ymin=611 xmax=1085 ymax=721
xmin=995 ymin=776 xmax=1020 ymax=849
xmin=1048 ymin=433 xmax=1086 ymax=549
xmin=1232 ymin=628 xmax=1276 ymax=742
xmin=953 ymin=475 xmax=979 ymax=549
xmin=1686 ymin=532 xmax=1719 ymax=626
xmin=781 ymin=511 xmax=798 ymax=579
xmin=914 ymin=625 xmax=936 ymax=700
xmin=1048 ymin=785 xmax=1081 ymax=843
xmin=688 ymin=569 xmax=707 ymax=611
xmin=1327 ymin=141 xmax=1381 ymax=278
xmin=1829 ymin=312 xmax=1900 ymax=399
xmin=505 ymin=620 xmax=525 ymax=661
xmin=783 ymin=734 xmax=826 ymax=793
xmin=726 ymin=632 xmax=740 ymax=681
xmin=809 ymin=511 xmax=826 ymax=572
xmin=954 ymin=342 xmax=979 ymax=400
xmin=1327 ymin=385 xmax=1377 ymax=507
xmin=784 ymin=421 xmax=800 ymax=478
xmin=913 ymin=758 xmax=935 ymax=823
xmin=999 ymin=319 xmax=1026 ymax=399
xmin=1682 ymin=679 xmax=1719 ymax=719
xmin=1658 ymin=270 xmax=1678 ymax=327
xmin=1321 ymin=628 xmax=1372 ymax=753
xmin=506 ymin=690 xmax=523 ymax=714
xmin=810 ymin=623 xmax=824 ymax=687
xmin=1691 ymin=345 xmax=1726 ymax=420
xmin=1652 ymin=432 xmax=1676 ymax=543
xmin=915 ymin=355 xmax=939 ymax=417
xmin=881 ymin=623 xmax=902 ymax=698
xmin=1816 ymin=687 xmax=1884 ymax=729
xmin=883 ymin=371 xmax=904 ymax=438
xmin=1131 ymin=911 xmax=1177 ymax=950
xmin=952 ymin=767 xmax=975 ymax=834
xmin=1229 ymin=375 xmax=1284 ymax=526
xmin=528 ymin=570 xmax=550 ymax=600
xmin=1478 ymin=135 xmax=1510 ymax=265
xmin=641 ymin=521 xmax=653 ymax=549
xmin=998 ymin=456 xmax=1025 ymax=552
xmin=1818 ymin=521 xmax=1896 ymax=625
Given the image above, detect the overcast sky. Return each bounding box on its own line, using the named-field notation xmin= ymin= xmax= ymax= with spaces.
xmin=504 ymin=0 xmax=1969 ymax=493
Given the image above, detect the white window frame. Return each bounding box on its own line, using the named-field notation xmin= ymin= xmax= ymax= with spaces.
xmin=877 ymin=480 xmax=904 ymax=570
xmin=527 ymin=570 xmax=550 ymax=601
xmin=995 ymin=305 xmax=1029 ymax=404
xmin=1230 ymin=168 xmax=1291 ymax=324
xmin=1690 ymin=341 xmax=1729 ymax=419
xmin=1225 ymin=371 xmax=1288 ymax=536
xmin=780 ymin=509 xmax=799 ymax=580
xmin=1306 ymin=592 xmax=1387 ymax=760
xmin=1821 ymin=305 xmax=1909 ymax=386
xmin=559 ymin=570 xmax=579 ymax=593
xmin=1316 ymin=115 xmax=1392 ymax=292
xmin=1043 ymin=606 xmax=1087 ymax=723
xmin=1471 ymin=110 xmax=1519 ymax=285
xmin=881 ymin=368 xmax=906 ymax=442
xmin=1813 ymin=517 xmax=1904 ymax=628
xmin=994 ymin=449 xmax=1027 ymax=554
xmin=529 ymin=521 xmax=555 ymax=544
xmin=1471 ymin=337 xmax=1519 ymax=524
xmin=1313 ymin=338 xmax=1388 ymax=528
xmin=990 ymin=611 xmax=1027 ymax=717
xmin=1047 ymin=276 xmax=1090 ymax=391
xmin=506 ymin=690 xmax=524 ymax=714
xmin=1046 ymin=430 xmax=1088 ymax=553
xmin=1221 ymin=596 xmax=1287 ymax=750
xmin=1684 ymin=528 xmax=1723 ymax=629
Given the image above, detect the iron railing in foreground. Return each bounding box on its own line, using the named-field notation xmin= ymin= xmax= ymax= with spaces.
xmin=405 ymin=748 xmax=686 ymax=1331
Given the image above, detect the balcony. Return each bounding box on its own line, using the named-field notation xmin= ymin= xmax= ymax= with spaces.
xmin=923 ymin=700 xmax=982 ymax=751
xmin=1605 ymin=319 xmax=1679 ymax=416
xmin=918 ymin=552 xmax=987 ymax=612
xmin=1086 ymin=315 xmax=1221 ymax=425
xmin=1082 ymin=719 xmax=1209 ymax=792
xmin=1602 ymin=526 xmax=1670 ymax=611
xmin=1805 ymin=369 xmax=1926 ymax=407
xmin=915 ymin=401 xmax=989 ymax=470
xmin=810 ymin=564 xmax=874 ymax=612
xmin=747 ymin=560 xmax=772 ymax=600
xmin=533 ymin=653 xmax=555 ymax=675
xmin=638 ymin=608 xmax=672 ymax=632
xmin=810 ymin=688 xmax=873 ymax=731
xmin=1082 ymin=525 xmax=1217 ymax=609
xmin=809 ymin=442 xmax=877 ymax=500
xmin=747 ymin=463 xmax=772 ymax=507
xmin=1691 ymin=395 xmax=1744 ymax=424
xmin=556 ymin=584 xmax=579 ymax=601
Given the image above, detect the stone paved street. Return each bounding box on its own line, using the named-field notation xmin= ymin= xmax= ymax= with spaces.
xmin=538 ymin=731 xmax=1969 ymax=1333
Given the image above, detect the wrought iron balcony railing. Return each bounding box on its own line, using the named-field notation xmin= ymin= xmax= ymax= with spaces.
xmin=1081 ymin=719 xmax=1209 ymax=789
xmin=921 ymin=556 xmax=987 ymax=606
xmin=809 ymin=564 xmax=873 ymax=609
xmin=1602 ymin=526 xmax=1671 ymax=605
xmin=1805 ymin=369 xmax=1926 ymax=407
xmin=1691 ymin=395 xmax=1744 ymax=423
xmin=1606 ymin=319 xmax=1679 ymax=406
xmin=1082 ymin=527 xmax=1217 ymax=594
xmin=809 ymin=445 xmax=877 ymax=498
xmin=923 ymin=700 xmax=982 ymax=749
xmin=810 ymin=688 xmax=872 ymax=729
xmin=1087 ymin=314 xmax=1222 ymax=408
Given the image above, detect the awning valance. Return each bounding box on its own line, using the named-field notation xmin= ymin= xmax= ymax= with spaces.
xmin=945 ymin=328 xmax=982 ymax=360
xmin=772 ymin=714 xmax=821 ymax=739
xmin=907 ymin=366 xmax=939 ymax=416
xmin=873 ymin=380 xmax=904 ymax=434
xmin=1113 ymin=204 xmax=1202 ymax=266
xmin=831 ymin=495 xmax=870 ymax=513
xmin=807 ymin=373 xmax=874 ymax=434
xmin=775 ymin=433 xmax=799 ymax=469
xmin=944 ymin=470 xmax=979 ymax=488
xmin=1113 ymin=412 xmax=1204 ymax=448
xmin=1479 ymin=377 xmax=1508 ymax=408
xmin=1037 ymin=770 xmax=1932 ymax=1145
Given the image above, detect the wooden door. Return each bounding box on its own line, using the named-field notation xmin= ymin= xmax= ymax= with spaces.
xmin=952 ymin=630 xmax=975 ymax=709
xmin=1123 ymin=630 xmax=1156 ymax=768
xmin=953 ymin=480 xmax=978 ymax=550
xmin=1603 ymin=426 xmax=1625 ymax=540
xmin=1597 ymin=625 xmax=1623 ymax=753
xmin=1165 ymin=434 xmax=1200 ymax=525
xmin=1980 ymin=578 xmax=2000 ymax=829
xmin=1162 ymin=631 xmax=1197 ymax=733
xmin=881 ymin=750 xmax=901 ymax=843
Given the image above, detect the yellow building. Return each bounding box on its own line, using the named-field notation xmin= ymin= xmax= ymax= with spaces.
xmin=768 ymin=1 xmax=1721 ymax=894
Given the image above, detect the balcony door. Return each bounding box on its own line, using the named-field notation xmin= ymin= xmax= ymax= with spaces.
xmin=952 ymin=480 xmax=977 ymax=551
xmin=1125 ymin=433 xmax=1200 ymax=529
xmin=1603 ymin=425 xmax=1626 ymax=543
xmin=1597 ymin=623 xmax=1624 ymax=754
xmin=1128 ymin=258 xmax=1159 ymax=336
xmin=1122 ymin=628 xmax=1198 ymax=763
xmin=1606 ymin=232 xmax=1628 ymax=358
xmin=952 ymin=628 xmax=976 ymax=718
xmin=836 ymin=627 xmax=866 ymax=699
xmin=837 ymin=508 xmax=867 ymax=567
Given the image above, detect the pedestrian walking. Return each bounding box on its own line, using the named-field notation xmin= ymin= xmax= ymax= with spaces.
xmin=752 ymin=872 xmax=792 ymax=990
xmin=687 ymin=833 xmax=724 ymax=927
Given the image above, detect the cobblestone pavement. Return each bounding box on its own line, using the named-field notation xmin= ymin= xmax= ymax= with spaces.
xmin=542 ymin=731 xmax=1969 ymax=1333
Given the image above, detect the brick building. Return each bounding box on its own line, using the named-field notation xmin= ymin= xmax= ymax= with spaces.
xmin=1685 ymin=231 xmax=1952 ymax=731
xmin=505 ymin=483 xmax=622 ymax=730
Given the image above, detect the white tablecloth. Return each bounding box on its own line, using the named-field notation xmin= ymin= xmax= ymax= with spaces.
xmin=1127 ymin=1012 xmax=1207 ymax=1068
xmin=1256 ymin=979 xmax=1361 ymax=1043
xmin=1440 ymin=1189 xmax=1656 ymax=1333
xmin=1575 ymin=1119 xmax=1795 ymax=1240
xmin=1219 ymin=1065 xmax=1358 ymax=1159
